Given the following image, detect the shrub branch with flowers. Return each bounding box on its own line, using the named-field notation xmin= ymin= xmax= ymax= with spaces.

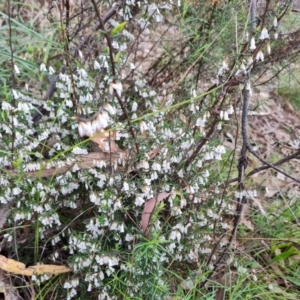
xmin=1 ymin=0 xmax=300 ymax=299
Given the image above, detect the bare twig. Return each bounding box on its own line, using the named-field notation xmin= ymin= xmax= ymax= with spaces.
xmin=218 ymin=149 xmax=300 ymax=189
xmin=7 ymin=0 xmax=16 ymax=154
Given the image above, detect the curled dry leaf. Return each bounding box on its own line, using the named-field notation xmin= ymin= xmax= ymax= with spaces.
xmin=147 ymin=144 xmax=166 ymax=159
xmin=92 ymin=130 xmax=124 ymax=153
xmin=0 ymin=255 xmax=72 ymax=276
xmin=142 ymin=193 xmax=171 ymax=235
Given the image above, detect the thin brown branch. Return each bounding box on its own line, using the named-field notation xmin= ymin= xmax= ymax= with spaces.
xmin=218 ymin=149 xmax=300 ymax=189
xmin=91 ymin=0 xmax=116 ymax=77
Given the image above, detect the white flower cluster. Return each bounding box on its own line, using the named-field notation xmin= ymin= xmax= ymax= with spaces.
xmin=235 ymin=190 xmax=258 ymax=199
xmin=0 ymin=2 xmax=273 ymax=298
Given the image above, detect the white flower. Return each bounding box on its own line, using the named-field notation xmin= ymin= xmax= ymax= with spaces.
xmin=2 ymin=101 xmax=13 ymax=111
xmin=186 ymin=186 xmax=195 ymax=194
xmin=40 ymin=63 xmax=47 ymax=72
xmin=12 ymin=187 xmax=22 ymax=195
xmin=235 ymin=62 xmax=246 ymax=76
xmin=94 ymin=60 xmax=101 ymax=70
xmin=293 ymin=139 xmax=300 ymax=149
xmin=72 ymin=147 xmax=88 ymax=155
xmin=227 ymin=105 xmax=234 ymax=115
xmin=223 ymin=111 xmax=229 ymax=120
xmin=215 ymin=145 xmax=226 ymax=154
xmin=14 ymin=64 xmax=20 ymax=74
xmin=196 ymin=160 xmax=203 ymax=167
xmin=90 ymin=192 xmax=100 ymax=205
xmin=256 ymin=50 xmax=264 ymax=61
xmin=131 ymin=102 xmax=138 ymax=111
xmin=110 ymin=222 xmax=118 ymax=231
xmin=12 ymin=89 xmax=20 ymax=99
xmin=222 ymin=59 xmax=229 ymax=70
xmin=137 ymin=160 xmax=149 ymax=169
xmin=49 ymin=66 xmax=55 ymax=74
xmin=273 ymin=17 xmax=278 ymax=28
xmin=267 ymin=42 xmax=271 ymax=55
xmin=244 ymin=31 xmax=249 ymax=42
xmin=109 ymin=82 xmax=123 ymax=96
xmin=122 ymin=182 xmax=129 ymax=191
xmin=274 ymin=32 xmax=278 ymax=40
xmin=140 ymin=121 xmax=148 ymax=134
xmin=215 ymin=153 xmax=222 ymax=160
xmin=17 ymin=101 xmax=29 ymax=113
xmin=246 ymin=56 xmax=254 ymax=67
xmin=65 ymin=99 xmax=73 ymax=107
xmin=260 ymin=27 xmax=269 ymax=40
xmin=246 ymin=81 xmax=251 ymax=91
xmin=220 ymin=110 xmax=224 ymax=120
xmin=78 ymin=121 xmax=94 ymax=137
xmin=71 ymin=278 xmax=79 ymax=287
xmin=217 ymin=67 xmax=223 ymax=77
xmin=152 ymin=162 xmax=161 ymax=171
xmin=103 ymin=103 xmax=116 ymax=115
xmin=178 ymin=169 xmax=184 ymax=178
xmin=111 ymin=40 xmax=119 ymax=49
xmin=96 ymin=111 xmax=110 ymax=129
xmin=64 ymin=281 xmax=72 ymax=289
xmin=196 ymin=116 xmax=206 ymax=127
xmin=180 ymin=139 xmax=194 ymax=149
xmin=249 ymin=36 xmax=256 ymax=51
xmin=203 ymin=169 xmax=209 ymax=177
xmin=169 ymin=230 xmax=181 ymax=242
xmin=125 ymin=233 xmax=134 ymax=242
xmin=180 ymin=197 xmax=187 ymax=208
xmin=204 ymin=152 xmax=212 ymax=160
xmin=151 ymin=171 xmax=158 ymax=180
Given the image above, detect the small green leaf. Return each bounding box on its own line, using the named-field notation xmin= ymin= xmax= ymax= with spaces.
xmin=114 ymin=51 xmax=121 ymax=63
xmin=12 ymin=156 xmax=23 ymax=168
xmin=270 ymin=249 xmax=297 ymax=264
xmin=284 ymin=276 xmax=300 ymax=287
xmin=111 ymin=22 xmax=127 ymax=35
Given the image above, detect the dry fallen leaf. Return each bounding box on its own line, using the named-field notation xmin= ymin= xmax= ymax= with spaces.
xmin=92 ymin=130 xmax=124 ymax=153
xmin=142 ymin=193 xmax=171 ymax=235
xmin=0 ymin=255 xmax=72 ymax=276
xmin=147 ymin=144 xmax=166 ymax=160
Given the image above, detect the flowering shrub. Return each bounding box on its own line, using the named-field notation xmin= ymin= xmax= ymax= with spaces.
xmin=1 ymin=0 xmax=300 ymax=299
